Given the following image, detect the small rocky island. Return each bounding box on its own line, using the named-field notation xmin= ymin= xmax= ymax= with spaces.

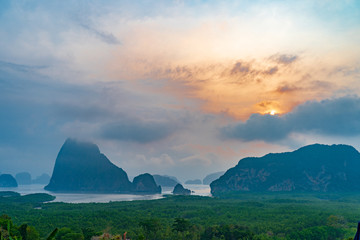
xmin=15 ymin=172 xmax=32 ymax=185
xmin=0 ymin=174 xmax=18 ymax=188
xmin=172 ymin=183 xmax=191 ymax=195
xmin=45 ymin=138 xmax=161 ymax=194
xmin=132 ymin=173 xmax=161 ymax=194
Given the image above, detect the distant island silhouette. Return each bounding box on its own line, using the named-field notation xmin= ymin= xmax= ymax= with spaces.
xmin=45 ymin=138 xmax=161 ymax=194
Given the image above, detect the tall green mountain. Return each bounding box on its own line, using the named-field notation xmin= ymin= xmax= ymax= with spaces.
xmin=211 ymin=144 xmax=360 ymax=195
xmin=45 ymin=139 xmax=160 ymax=194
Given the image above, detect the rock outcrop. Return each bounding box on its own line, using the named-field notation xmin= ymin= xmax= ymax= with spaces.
xmin=0 ymin=174 xmax=18 ymax=188
xmin=32 ymin=173 xmax=51 ymax=185
xmin=132 ymin=173 xmax=161 ymax=194
xmin=172 ymin=183 xmax=191 ymax=195
xmin=45 ymin=138 xmax=133 ymax=193
xmin=15 ymin=172 xmax=32 ymax=185
xmin=45 ymin=138 xmax=162 ymax=194
xmin=211 ymin=144 xmax=360 ymax=195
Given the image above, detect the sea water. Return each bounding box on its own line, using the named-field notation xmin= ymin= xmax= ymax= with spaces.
xmin=0 ymin=184 xmax=211 ymax=203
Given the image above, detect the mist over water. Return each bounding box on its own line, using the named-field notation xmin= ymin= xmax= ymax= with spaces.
xmin=0 ymin=184 xmax=211 ymax=203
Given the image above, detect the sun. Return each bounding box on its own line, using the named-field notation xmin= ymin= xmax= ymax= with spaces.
xmin=270 ymin=110 xmax=276 ymax=115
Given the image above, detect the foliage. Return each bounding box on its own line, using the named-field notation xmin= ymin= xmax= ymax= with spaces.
xmin=46 ymin=228 xmax=58 ymax=240
xmin=201 ymin=224 xmax=254 ymax=240
xmin=19 ymin=224 xmax=40 ymax=240
xmin=0 ymin=214 xmax=37 ymax=240
xmin=139 ymin=218 xmax=161 ymax=239
xmin=2 ymin=193 xmax=360 ymax=239
xmin=173 ymin=218 xmax=191 ymax=233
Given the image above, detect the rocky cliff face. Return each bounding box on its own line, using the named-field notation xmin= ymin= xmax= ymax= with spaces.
xmin=0 ymin=174 xmax=18 ymax=188
xmin=132 ymin=173 xmax=161 ymax=194
xmin=211 ymin=144 xmax=360 ymax=195
xmin=45 ymin=138 xmax=133 ymax=193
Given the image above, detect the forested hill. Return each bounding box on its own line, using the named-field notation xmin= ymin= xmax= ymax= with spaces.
xmin=211 ymin=144 xmax=360 ymax=194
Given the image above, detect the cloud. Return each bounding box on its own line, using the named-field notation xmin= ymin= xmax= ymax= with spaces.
xmin=179 ymin=154 xmax=213 ymax=166
xmin=99 ymin=118 xmax=175 ymax=143
xmin=274 ymin=84 xmax=299 ymax=94
xmin=135 ymin=55 xmax=306 ymax=119
xmin=52 ymin=103 xmax=114 ymax=122
xmin=133 ymin=153 xmax=175 ymax=166
xmin=291 ymin=96 xmax=360 ymax=135
xmin=265 ymin=66 xmax=278 ymax=75
xmin=1 ymin=0 xmax=360 ymax=181
xmin=222 ymin=96 xmax=360 ymax=142
xmin=78 ymin=22 xmax=121 ymax=45
xmin=255 ymin=101 xmax=281 ymax=114
xmin=150 ymin=154 xmax=175 ymax=166
xmin=0 ymin=60 xmax=47 ymax=73
xmin=230 ymin=61 xmax=251 ymax=75
xmin=222 ymin=114 xmax=289 ymax=141
xmin=270 ymin=54 xmax=298 ymax=65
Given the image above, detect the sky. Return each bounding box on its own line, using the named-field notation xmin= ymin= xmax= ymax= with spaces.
xmin=1 ymin=0 xmax=360 ymax=182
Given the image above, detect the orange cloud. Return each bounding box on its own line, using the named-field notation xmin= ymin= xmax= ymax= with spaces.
xmin=98 ymin=11 xmax=360 ymax=121
xmin=105 ymin=50 xmax=358 ymax=120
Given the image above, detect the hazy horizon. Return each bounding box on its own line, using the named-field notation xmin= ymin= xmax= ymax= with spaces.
xmin=1 ymin=1 xmax=360 ymax=181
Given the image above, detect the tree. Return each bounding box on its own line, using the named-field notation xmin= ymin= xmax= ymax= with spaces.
xmin=172 ymin=218 xmax=191 ymax=233
xmin=19 ymin=224 xmax=40 ymax=240
xmin=201 ymin=224 xmax=254 ymax=240
xmin=172 ymin=218 xmax=191 ymax=240
xmin=46 ymin=228 xmax=58 ymax=240
xmin=139 ymin=218 xmax=161 ymax=240
xmin=19 ymin=224 xmax=28 ymax=240
xmin=26 ymin=226 xmax=40 ymax=240
xmin=55 ymin=227 xmax=84 ymax=240
xmin=81 ymin=227 xmax=98 ymax=240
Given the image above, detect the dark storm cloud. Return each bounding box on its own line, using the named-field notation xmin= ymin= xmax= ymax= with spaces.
xmin=0 ymin=57 xmax=178 ymax=147
xmin=222 ymin=114 xmax=289 ymax=141
xmin=291 ymin=96 xmax=360 ymax=135
xmin=100 ymin=119 xmax=175 ymax=143
xmin=222 ymin=96 xmax=360 ymax=142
